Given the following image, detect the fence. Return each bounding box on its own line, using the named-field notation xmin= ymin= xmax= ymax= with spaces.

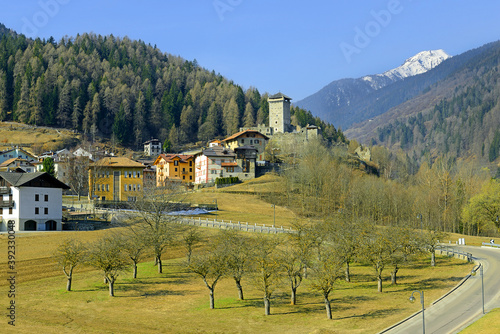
xmin=436 ymin=245 xmax=473 ymax=262
xmin=180 ymin=216 xmax=294 ymax=234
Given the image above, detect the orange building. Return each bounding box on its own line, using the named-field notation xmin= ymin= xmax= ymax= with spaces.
xmin=154 ymin=154 xmax=195 ymax=186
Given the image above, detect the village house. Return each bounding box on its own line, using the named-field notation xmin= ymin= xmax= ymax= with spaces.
xmin=154 ymin=154 xmax=195 ymax=186
xmin=195 ymin=144 xmax=236 ymax=184
xmin=222 ymin=129 xmax=269 ymax=162
xmin=0 ymin=147 xmax=36 ymax=165
xmin=0 ymin=158 xmax=36 ymax=173
xmin=89 ymin=157 xmax=145 ymax=201
xmin=144 ymin=139 xmax=162 ymax=157
xmin=0 ymin=171 xmax=70 ymax=232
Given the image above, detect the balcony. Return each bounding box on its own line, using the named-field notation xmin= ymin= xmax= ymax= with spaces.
xmin=0 ymin=200 xmax=14 ymax=208
xmin=181 ymin=170 xmax=188 ymax=175
xmin=0 ymin=187 xmax=10 ymax=195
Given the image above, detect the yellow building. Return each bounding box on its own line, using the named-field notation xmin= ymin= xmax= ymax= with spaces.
xmin=89 ymin=157 xmax=145 ymax=201
xmin=154 ymin=154 xmax=195 ymax=186
xmin=222 ymin=130 xmax=269 ymax=161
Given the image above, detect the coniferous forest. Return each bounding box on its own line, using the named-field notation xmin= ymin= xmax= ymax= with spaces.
xmin=0 ymin=23 xmax=345 ymax=150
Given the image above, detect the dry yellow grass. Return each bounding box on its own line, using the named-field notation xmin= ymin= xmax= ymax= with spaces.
xmin=460 ymin=308 xmax=500 ymax=333
xmin=0 ymin=122 xmax=80 ymax=153
xmin=0 ymin=226 xmax=473 ymax=334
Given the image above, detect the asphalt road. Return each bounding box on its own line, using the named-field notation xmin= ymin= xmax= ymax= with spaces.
xmin=381 ymin=246 xmax=500 ymax=334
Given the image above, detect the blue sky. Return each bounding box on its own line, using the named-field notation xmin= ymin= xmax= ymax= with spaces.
xmin=1 ymin=1 xmax=500 ymax=101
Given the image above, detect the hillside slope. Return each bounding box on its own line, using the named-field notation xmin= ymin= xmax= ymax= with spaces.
xmin=295 ymin=50 xmax=450 ymax=129
xmin=0 ymin=23 xmax=344 ymax=152
xmin=345 ymin=41 xmax=500 ymax=164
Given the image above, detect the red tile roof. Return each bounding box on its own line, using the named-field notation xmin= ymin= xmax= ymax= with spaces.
xmin=222 ymin=130 xmax=269 ymax=142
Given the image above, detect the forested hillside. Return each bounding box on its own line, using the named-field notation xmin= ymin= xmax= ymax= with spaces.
xmin=0 ymin=23 xmax=344 ymax=150
xmin=346 ymin=41 xmax=500 ymax=164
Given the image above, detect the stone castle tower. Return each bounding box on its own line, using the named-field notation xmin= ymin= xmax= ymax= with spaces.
xmin=268 ymin=92 xmax=292 ymax=134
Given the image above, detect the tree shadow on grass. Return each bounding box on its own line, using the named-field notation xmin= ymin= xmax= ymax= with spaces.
xmin=334 ymin=295 xmax=375 ymax=304
xmin=214 ymin=298 xmax=262 ymax=310
xmin=334 ymin=307 xmax=403 ymax=320
xmin=399 ymin=276 xmax=465 ymax=292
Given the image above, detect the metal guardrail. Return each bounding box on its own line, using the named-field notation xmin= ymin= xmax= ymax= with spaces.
xmin=436 ymin=245 xmax=473 ymax=262
xmin=482 ymin=241 xmax=500 ymax=248
xmin=180 ymin=216 xmax=294 ymax=234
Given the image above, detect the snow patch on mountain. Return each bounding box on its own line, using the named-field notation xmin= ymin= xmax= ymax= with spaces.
xmin=362 ymin=50 xmax=451 ymax=89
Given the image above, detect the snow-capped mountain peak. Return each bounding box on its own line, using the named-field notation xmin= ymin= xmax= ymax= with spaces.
xmin=383 ymin=49 xmax=451 ymax=80
xmin=362 ymin=49 xmax=451 ymax=89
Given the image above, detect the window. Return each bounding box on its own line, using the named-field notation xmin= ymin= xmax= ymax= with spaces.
xmin=44 ymin=194 xmax=48 ymax=201
xmin=227 ymin=167 xmax=234 ymax=173
xmin=241 ymin=139 xmax=245 ymax=144
xmin=174 ymin=160 xmax=179 ymax=166
xmin=97 ymin=184 xmax=101 ymax=191
xmin=129 ymin=172 xmax=132 ymax=178
xmin=189 ymin=176 xmax=192 ymax=180
xmin=189 ymin=168 xmax=192 ymax=172
xmin=9 ymin=207 xmax=12 ymax=215
xmin=125 ymin=172 xmax=127 ymax=178
xmin=35 ymin=194 xmax=39 ymax=201
xmin=250 ymin=140 xmax=253 ymax=145
xmin=255 ymin=139 xmax=259 ymax=144
xmin=133 ymin=171 xmax=136 ymax=178
xmin=137 ymin=185 xmax=140 ymax=191
xmin=106 ymin=171 xmax=109 ymax=177
xmin=129 ymin=185 xmax=133 ymax=191
xmin=183 ymin=176 xmax=185 ymax=180
xmin=44 ymin=208 xmax=48 ymax=215
xmin=133 ymin=184 xmax=136 ymax=191
xmin=35 ymin=207 xmax=39 ymax=214
xmin=124 ymin=184 xmax=127 ymax=192
xmin=137 ymin=172 xmax=140 ymax=178
xmin=175 ymin=168 xmax=178 ymax=172
xmin=106 ymin=184 xmax=109 ymax=192
xmin=189 ymin=161 xmax=192 ymax=166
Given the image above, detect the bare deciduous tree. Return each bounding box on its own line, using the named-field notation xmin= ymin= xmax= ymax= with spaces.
xmin=54 ymin=238 xmax=87 ymax=291
xmin=87 ymin=236 xmax=129 ymax=296
xmin=118 ymin=231 xmax=147 ymax=279
xmin=182 ymin=226 xmax=202 ymax=266
xmin=188 ymin=248 xmax=227 ymax=309
xmin=129 ymin=184 xmax=184 ymax=274
xmin=251 ymin=235 xmax=281 ymax=316
xmin=215 ymin=230 xmax=252 ymax=300
xmin=310 ymin=244 xmax=344 ymax=319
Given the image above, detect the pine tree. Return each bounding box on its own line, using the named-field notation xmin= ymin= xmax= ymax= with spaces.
xmin=198 ymin=101 xmax=219 ymax=141
xmin=42 ymin=157 xmax=56 ymax=177
xmin=180 ymin=105 xmax=196 ymax=140
xmin=28 ymin=77 xmax=43 ymax=126
xmin=134 ymin=92 xmax=146 ymax=149
xmin=243 ymin=102 xmax=255 ymax=127
xmin=82 ymin=101 xmax=92 ymax=134
xmin=91 ymin=93 xmax=100 ymax=142
xmin=15 ymin=77 xmax=30 ymax=123
xmin=113 ymin=102 xmax=128 ymax=144
xmin=72 ymin=97 xmax=81 ymax=130
xmin=223 ymin=98 xmax=239 ymax=135
xmin=57 ymin=81 xmax=71 ymax=127
xmin=0 ymin=70 xmax=7 ymax=121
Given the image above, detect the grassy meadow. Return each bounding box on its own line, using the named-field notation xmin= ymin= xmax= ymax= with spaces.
xmin=0 ymin=175 xmax=491 ymax=333
xmin=0 ymin=232 xmax=472 ymax=334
